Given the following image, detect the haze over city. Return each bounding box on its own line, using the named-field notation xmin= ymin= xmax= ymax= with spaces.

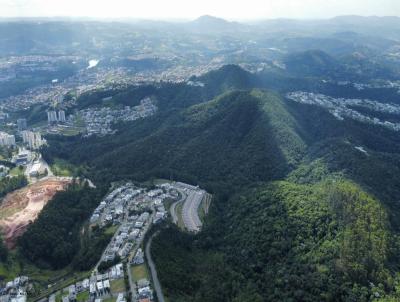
xmin=1 ymin=0 xmax=400 ymax=19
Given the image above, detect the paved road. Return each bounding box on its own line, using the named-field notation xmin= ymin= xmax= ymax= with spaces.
xmin=126 ymin=260 xmax=135 ymax=302
xmin=94 ymin=223 xmax=123 ymax=273
xmin=169 ymin=189 xmax=186 ymax=224
xmin=127 ymin=211 xmax=155 ymax=302
xmin=145 ymin=233 xmax=165 ymax=302
xmin=182 ymin=190 xmax=204 ymax=232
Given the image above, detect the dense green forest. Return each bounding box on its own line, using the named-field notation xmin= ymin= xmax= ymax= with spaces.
xmin=152 ymin=175 xmax=393 ymax=301
xmin=42 ymin=89 xmax=306 ymax=192
xmin=31 ymin=65 xmax=400 ymax=300
xmin=0 ymin=175 xmax=28 ymax=200
xmin=72 ymin=224 xmax=113 ymax=271
xmin=18 ymin=181 xmax=108 ymax=269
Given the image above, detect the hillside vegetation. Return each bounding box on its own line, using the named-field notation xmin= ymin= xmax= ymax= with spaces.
xmin=18 ymin=181 xmax=109 ymax=270
xmin=32 ymin=65 xmax=400 ymax=300
xmin=152 ymin=175 xmax=393 ymax=301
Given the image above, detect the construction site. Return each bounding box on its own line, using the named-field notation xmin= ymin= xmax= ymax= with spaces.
xmin=0 ymin=177 xmax=72 ymax=248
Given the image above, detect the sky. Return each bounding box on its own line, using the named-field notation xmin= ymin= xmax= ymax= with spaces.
xmin=0 ymin=0 xmax=400 ymax=20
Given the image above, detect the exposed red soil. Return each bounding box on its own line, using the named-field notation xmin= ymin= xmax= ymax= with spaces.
xmin=0 ymin=177 xmax=71 ymax=249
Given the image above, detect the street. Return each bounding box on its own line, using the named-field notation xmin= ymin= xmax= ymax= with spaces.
xmin=145 ymin=233 xmax=165 ymax=302
xmin=182 ymin=190 xmax=205 ymax=232
xmin=169 ymin=188 xmax=186 ymax=224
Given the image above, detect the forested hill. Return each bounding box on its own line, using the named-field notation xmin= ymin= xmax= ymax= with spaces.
xmin=36 ymin=64 xmax=400 ymax=301
xmin=43 ymin=89 xmax=305 ymax=192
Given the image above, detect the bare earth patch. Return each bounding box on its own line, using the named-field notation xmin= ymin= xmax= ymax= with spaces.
xmin=0 ymin=177 xmax=72 ymax=249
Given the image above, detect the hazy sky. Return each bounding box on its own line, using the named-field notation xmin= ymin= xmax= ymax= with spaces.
xmin=1 ymin=0 xmax=400 ymax=20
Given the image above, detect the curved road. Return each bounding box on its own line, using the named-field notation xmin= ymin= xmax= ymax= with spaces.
xmin=169 ymin=189 xmax=186 ymax=224
xmin=145 ymin=233 xmax=165 ymax=302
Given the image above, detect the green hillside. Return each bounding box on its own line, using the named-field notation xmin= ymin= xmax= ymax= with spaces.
xmin=152 ymin=175 xmax=394 ymax=301
xmin=43 ymin=89 xmax=306 ymax=191
xmin=32 ymin=65 xmax=400 ymax=301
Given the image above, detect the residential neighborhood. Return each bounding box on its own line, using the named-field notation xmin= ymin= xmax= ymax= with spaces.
xmin=0 ymin=276 xmax=29 ymax=302
xmin=76 ymin=97 xmax=157 ymax=137
xmin=0 ymin=151 xmax=210 ymax=302
xmin=14 ymin=180 xmax=209 ymax=302
xmin=287 ymin=91 xmax=400 ymax=131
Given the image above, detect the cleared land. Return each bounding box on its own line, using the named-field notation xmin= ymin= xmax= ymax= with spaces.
xmin=131 ymin=264 xmax=149 ymax=282
xmin=0 ymin=177 xmax=71 ymax=248
xmin=110 ymin=278 xmax=125 ymax=294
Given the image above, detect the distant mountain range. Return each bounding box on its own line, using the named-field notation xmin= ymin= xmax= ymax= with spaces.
xmin=1 ymin=15 xmax=399 ymax=57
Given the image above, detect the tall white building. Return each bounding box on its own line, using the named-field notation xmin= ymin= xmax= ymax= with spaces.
xmin=58 ymin=110 xmax=66 ymax=123
xmin=0 ymin=132 xmax=16 ymax=147
xmin=21 ymin=131 xmax=45 ymax=149
xmin=47 ymin=111 xmax=58 ymax=123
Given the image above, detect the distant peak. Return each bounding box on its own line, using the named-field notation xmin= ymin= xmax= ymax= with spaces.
xmin=189 ymin=15 xmax=243 ymax=32
xmin=194 ymin=15 xmax=228 ymax=23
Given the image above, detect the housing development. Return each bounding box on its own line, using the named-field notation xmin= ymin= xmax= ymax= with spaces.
xmin=77 ymin=98 xmax=157 ymax=136
xmin=0 ymin=181 xmax=210 ymax=302
xmin=287 ymin=91 xmax=400 ymax=131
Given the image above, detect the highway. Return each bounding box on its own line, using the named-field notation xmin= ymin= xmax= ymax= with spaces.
xmin=182 ymin=190 xmax=204 ymax=232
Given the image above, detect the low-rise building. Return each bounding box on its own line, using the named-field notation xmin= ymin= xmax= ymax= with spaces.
xmin=132 ymin=248 xmax=144 ymax=265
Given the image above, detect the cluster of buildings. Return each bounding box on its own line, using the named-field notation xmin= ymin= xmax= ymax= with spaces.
xmin=48 ymin=263 xmax=125 ymax=302
xmin=346 ymin=80 xmax=400 ymax=93
xmin=0 ymin=83 xmax=70 ymax=113
xmin=186 ymin=80 xmax=205 ymax=87
xmin=135 ymin=279 xmax=153 ymax=302
xmin=44 ymin=182 xmax=177 ymax=302
xmin=47 ymin=110 xmax=66 ymax=124
xmin=21 ymin=131 xmax=46 ymax=150
xmin=90 ymin=183 xmax=142 ymax=226
xmin=90 ymin=183 xmax=170 ymax=265
xmin=0 ymin=55 xmax=77 ymax=85
xmin=0 ymin=276 xmax=29 ymax=302
xmin=0 ymin=132 xmax=16 ymax=147
xmin=0 ymin=48 xmax=229 ymax=120
xmin=0 ymin=55 xmax=81 ymax=112
xmin=149 ymin=62 xmax=222 ymax=83
xmin=101 ymin=212 xmax=148 ymax=262
xmin=11 ymin=181 xmax=204 ymax=302
xmin=287 ymin=91 xmax=400 ymax=131
xmin=0 ymin=62 xmax=155 ymax=114
xmin=0 ymin=121 xmax=44 ymax=151
xmin=78 ymin=97 xmax=157 ymax=136
xmin=11 ymin=149 xmax=32 ymax=166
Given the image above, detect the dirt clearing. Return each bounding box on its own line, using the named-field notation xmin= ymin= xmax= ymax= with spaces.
xmin=0 ymin=177 xmax=72 ymax=248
